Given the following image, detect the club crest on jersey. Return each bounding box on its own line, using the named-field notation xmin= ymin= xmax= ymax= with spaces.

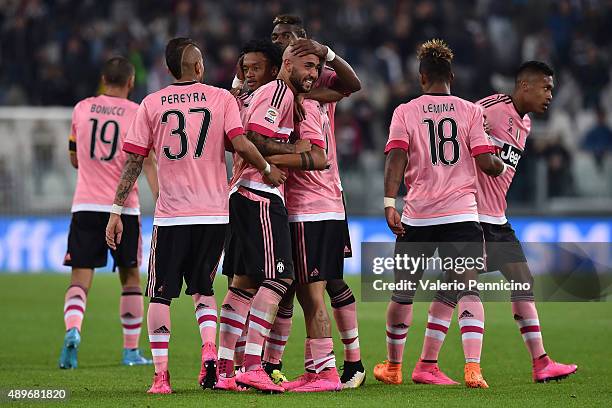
xmin=265 ymin=107 xmax=279 ymax=124
xmin=499 ymin=143 xmax=523 ymax=169
xmin=276 ymin=260 xmax=285 ymax=273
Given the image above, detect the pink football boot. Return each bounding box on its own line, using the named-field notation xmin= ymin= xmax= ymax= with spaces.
xmin=290 ymin=368 xmax=342 ymax=392
xmin=147 ymin=371 xmax=172 ymax=394
xmin=235 ymin=366 xmax=284 ymax=393
xmin=533 ymin=356 xmax=577 ymax=383
xmin=412 ymin=361 xmax=459 ymax=385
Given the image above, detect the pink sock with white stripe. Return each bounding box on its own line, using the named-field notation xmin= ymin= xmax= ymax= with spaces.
xmin=310 ymin=337 xmax=336 ymax=373
xmin=457 ymin=294 xmax=485 ymax=363
xmin=64 ymin=285 xmax=87 ymax=332
xmin=147 ymin=300 xmax=171 ymax=373
xmin=193 ymin=294 xmax=217 ymax=346
xmin=330 ymin=284 xmax=361 ymax=362
xmin=386 ymin=301 xmax=413 ymax=364
xmin=420 ymin=300 xmax=454 ymax=361
xmin=120 ymin=286 xmax=143 ymax=349
xmin=243 ymin=280 xmax=290 ymax=371
xmin=304 ymin=338 xmax=315 ymax=371
xmin=263 ymin=304 xmax=293 ymax=364
xmin=512 ymin=301 xmax=546 ymax=359
xmin=234 ymin=315 xmax=248 ymax=368
xmin=218 ymin=288 xmax=252 ymax=377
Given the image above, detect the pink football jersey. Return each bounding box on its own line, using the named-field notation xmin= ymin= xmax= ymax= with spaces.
xmin=476 ymin=94 xmax=531 ymax=224
xmin=314 ymin=66 xmax=341 ymax=132
xmin=70 ymin=95 xmax=140 ymax=214
xmin=123 ymin=81 xmax=244 ymax=226
xmin=285 ymin=99 xmax=344 ymax=221
xmin=385 ymin=93 xmax=495 ymax=226
xmin=229 ymin=90 xmax=255 ymax=177
xmin=229 ymin=79 xmax=294 ymax=200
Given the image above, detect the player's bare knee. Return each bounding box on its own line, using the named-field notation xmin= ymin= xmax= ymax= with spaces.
xmin=118 ymin=266 xmax=140 ymax=286
xmin=71 ymin=268 xmax=94 ymax=289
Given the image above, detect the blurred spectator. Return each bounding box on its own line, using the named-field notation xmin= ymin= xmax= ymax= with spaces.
xmin=582 ymin=107 xmax=612 ymax=171
xmin=0 ymin=0 xmax=610 ymax=166
xmin=538 ymin=136 xmax=575 ymax=197
xmin=335 ymin=109 xmax=363 ymax=167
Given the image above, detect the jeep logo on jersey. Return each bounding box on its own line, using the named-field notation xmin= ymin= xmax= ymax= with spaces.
xmin=500 ymin=143 xmax=523 ymax=169
xmin=276 ymin=260 xmax=285 ymax=273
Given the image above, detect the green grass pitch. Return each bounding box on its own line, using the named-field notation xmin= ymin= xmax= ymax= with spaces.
xmin=0 ymin=274 xmax=610 ymax=407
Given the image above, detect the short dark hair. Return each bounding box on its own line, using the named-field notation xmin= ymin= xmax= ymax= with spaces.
xmin=101 ymin=56 xmax=135 ymax=87
xmin=241 ymin=39 xmax=283 ymax=70
xmin=165 ymin=37 xmax=198 ymax=79
xmin=272 ymin=14 xmax=307 ymax=37
xmin=516 ymin=61 xmax=554 ymax=81
xmin=417 ymin=39 xmax=454 ymax=83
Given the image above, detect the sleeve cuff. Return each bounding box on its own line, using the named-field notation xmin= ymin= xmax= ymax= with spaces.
xmin=309 ymin=139 xmax=326 ymax=149
xmin=384 ymin=140 xmax=409 ymax=154
xmin=471 ymin=145 xmax=496 ymax=157
xmin=123 ymin=142 xmax=150 ymax=156
xmin=246 ymin=123 xmax=277 ymax=138
xmin=226 ymin=127 xmax=244 ymax=140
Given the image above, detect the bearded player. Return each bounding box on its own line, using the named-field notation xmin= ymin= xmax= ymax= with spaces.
xmin=264 ymin=14 xmax=366 ymax=388
xmin=215 ymin=45 xmax=321 ymax=393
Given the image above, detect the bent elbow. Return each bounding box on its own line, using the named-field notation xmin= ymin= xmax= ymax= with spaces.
xmin=350 ymin=78 xmax=362 ymax=93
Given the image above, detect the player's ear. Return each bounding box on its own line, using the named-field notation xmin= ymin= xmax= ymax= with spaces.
xmin=419 ymin=73 xmax=427 ymax=88
xmin=196 ymin=60 xmax=205 ymax=81
xmin=128 ymin=75 xmax=135 ymax=91
xmin=271 ymin=65 xmax=279 ymax=77
xmin=449 ymin=72 xmax=455 ymax=84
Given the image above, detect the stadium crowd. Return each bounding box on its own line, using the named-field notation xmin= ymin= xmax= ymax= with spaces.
xmin=1 ymin=0 xmax=611 ymax=209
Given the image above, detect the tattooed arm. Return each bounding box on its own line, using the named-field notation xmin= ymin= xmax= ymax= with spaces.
xmin=114 ymin=153 xmax=145 ymax=205
xmin=106 ymin=153 xmax=145 ymax=249
xmin=246 ymin=131 xmax=312 ymax=156
xmin=266 ymin=145 xmax=328 ymax=170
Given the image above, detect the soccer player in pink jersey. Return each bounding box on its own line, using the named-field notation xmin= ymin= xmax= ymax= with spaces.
xmin=215 ymin=45 xmax=321 ymax=393
xmin=374 ymin=39 xmax=506 ymax=389
xmin=265 ymin=98 xmax=346 ymax=392
xmin=222 ymin=39 xmax=283 ymax=371
xmin=267 ymin=15 xmax=367 ymax=388
xmin=59 ymin=57 xmax=158 ymax=370
xmin=421 ymin=61 xmax=577 ymax=384
xmin=105 ymin=38 xmax=284 ymax=395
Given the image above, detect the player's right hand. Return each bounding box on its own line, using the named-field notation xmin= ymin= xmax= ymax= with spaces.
xmin=106 ymin=213 xmax=124 ymax=250
xmin=294 ymin=139 xmax=312 ymax=153
xmin=264 ymin=164 xmax=286 ymax=187
xmin=385 ymin=207 xmax=405 ymax=236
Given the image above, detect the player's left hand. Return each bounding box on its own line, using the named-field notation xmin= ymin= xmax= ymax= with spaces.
xmin=106 ymin=213 xmax=124 ymax=250
xmin=385 ymin=207 xmax=405 ymax=236
xmin=291 ymin=38 xmax=328 ymax=59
